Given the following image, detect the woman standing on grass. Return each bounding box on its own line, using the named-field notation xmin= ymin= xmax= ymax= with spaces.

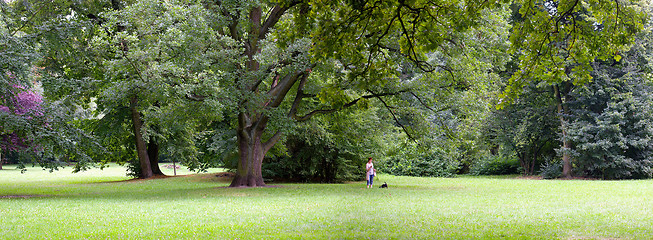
xmin=366 ymin=157 xmax=376 ymax=188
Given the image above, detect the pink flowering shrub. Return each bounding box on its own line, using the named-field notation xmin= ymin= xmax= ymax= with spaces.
xmin=1 ymin=85 xmax=43 ymax=115
xmin=1 ymin=83 xmax=44 ymax=152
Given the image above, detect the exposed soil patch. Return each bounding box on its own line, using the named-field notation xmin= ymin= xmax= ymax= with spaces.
xmin=568 ymin=237 xmax=622 ymax=240
xmin=515 ymin=175 xmax=544 ymax=180
xmin=0 ymin=195 xmax=49 ymax=199
xmin=215 ymin=172 xmax=235 ymax=178
xmin=515 ymin=175 xmax=600 ymax=180
xmin=118 ymin=174 xmax=184 ymax=183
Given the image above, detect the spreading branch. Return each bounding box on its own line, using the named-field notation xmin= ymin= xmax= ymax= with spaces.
xmin=369 ymin=89 xmax=417 ymax=142
xmin=291 ymin=89 xmax=408 ymax=122
xmin=259 ymin=1 xmax=302 ymax=40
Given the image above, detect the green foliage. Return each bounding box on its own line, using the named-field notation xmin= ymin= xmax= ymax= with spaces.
xmin=539 ymin=158 xmax=562 ymax=179
xmin=483 ymin=82 xmax=559 ymax=175
xmin=566 ymin=64 xmax=653 ymax=179
xmin=470 ymin=154 xmax=521 ymax=175
xmin=502 ymin=0 xmax=648 ymax=103
xmin=373 ymin=5 xmax=513 ymax=177
xmin=381 ymin=142 xmax=459 ymax=177
xmin=263 ymin=106 xmax=387 ymax=183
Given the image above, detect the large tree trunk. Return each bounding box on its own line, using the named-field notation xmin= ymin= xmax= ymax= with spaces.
xmin=0 ymin=150 xmax=3 ymax=170
xmin=130 ymin=97 xmax=153 ymax=179
xmin=554 ymin=84 xmax=572 ymax=178
xmin=230 ymin=113 xmax=267 ymax=187
xmin=230 ymin=137 xmax=266 ymax=187
xmin=148 ymin=140 xmax=164 ymax=176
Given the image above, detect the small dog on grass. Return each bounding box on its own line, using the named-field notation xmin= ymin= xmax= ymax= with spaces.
xmin=379 ymin=182 xmax=388 ymax=188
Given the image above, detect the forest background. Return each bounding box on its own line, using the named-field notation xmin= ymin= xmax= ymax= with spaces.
xmin=1 ymin=0 xmax=652 ymax=186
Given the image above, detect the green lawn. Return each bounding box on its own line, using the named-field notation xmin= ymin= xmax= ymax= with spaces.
xmin=2 ymin=165 xmax=653 ymax=239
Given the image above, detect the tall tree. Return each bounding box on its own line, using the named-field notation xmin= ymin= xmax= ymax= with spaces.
xmin=87 ymin=0 xmax=228 ymax=178
xmin=502 ymin=0 xmax=648 ymax=178
xmin=565 ymin=18 xmax=653 ymax=179
xmin=197 ymin=0 xmax=508 ymax=187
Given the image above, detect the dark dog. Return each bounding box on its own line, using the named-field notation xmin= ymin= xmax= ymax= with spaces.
xmin=379 ymin=182 xmax=388 ymax=188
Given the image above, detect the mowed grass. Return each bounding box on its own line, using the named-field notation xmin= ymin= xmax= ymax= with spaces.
xmin=2 ymin=165 xmax=653 ymax=239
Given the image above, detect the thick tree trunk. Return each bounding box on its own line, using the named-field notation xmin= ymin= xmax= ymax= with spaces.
xmin=554 ymin=84 xmax=572 ymax=178
xmin=0 ymin=150 xmax=3 ymax=170
xmin=228 ymin=7 xmax=267 ymax=187
xmin=230 ymin=114 xmax=267 ymax=187
xmin=130 ymin=97 xmax=153 ymax=179
xmin=148 ymin=141 xmax=164 ymax=175
xmin=230 ymin=141 xmax=266 ymax=187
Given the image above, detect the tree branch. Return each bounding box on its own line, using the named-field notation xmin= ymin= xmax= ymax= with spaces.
xmin=288 ymin=69 xmax=311 ymax=118
xmin=266 ymin=70 xmax=303 ymax=108
xmin=369 ymin=89 xmax=417 ymax=142
xmin=263 ymin=130 xmax=282 ymax=153
xmin=259 ymin=1 xmax=302 ymax=39
xmin=291 ymin=89 xmax=408 ymax=122
xmin=251 ymin=59 xmax=292 ymax=92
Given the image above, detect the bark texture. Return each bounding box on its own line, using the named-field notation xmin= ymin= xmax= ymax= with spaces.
xmin=230 ymin=113 xmax=268 ymax=187
xmin=554 ymin=84 xmax=572 ymax=178
xmin=130 ymin=97 xmax=153 ymax=179
xmin=148 ymin=141 xmax=164 ymax=175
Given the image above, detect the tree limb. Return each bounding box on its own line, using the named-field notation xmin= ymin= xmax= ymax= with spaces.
xmin=369 ymin=89 xmax=417 ymax=142
xmin=262 ymin=130 xmax=282 ymax=153
xmin=259 ymin=1 xmax=302 ymax=40
xmin=291 ymin=89 xmax=408 ymax=122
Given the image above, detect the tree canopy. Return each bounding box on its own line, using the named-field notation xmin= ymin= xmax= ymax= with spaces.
xmin=1 ymin=0 xmax=650 ymax=183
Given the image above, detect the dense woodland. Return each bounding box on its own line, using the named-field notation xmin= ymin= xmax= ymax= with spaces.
xmin=1 ymin=0 xmax=651 ymax=186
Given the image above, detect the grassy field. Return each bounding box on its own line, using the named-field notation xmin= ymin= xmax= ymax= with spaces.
xmin=2 ymin=165 xmax=653 ymax=239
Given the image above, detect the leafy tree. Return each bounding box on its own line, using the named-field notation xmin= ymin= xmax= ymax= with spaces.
xmin=82 ymin=0 xmax=230 ymax=178
xmin=483 ymin=83 xmax=559 ymax=175
xmin=196 ymin=0 xmax=525 ymax=187
xmin=502 ymin=0 xmax=648 ymax=177
xmin=565 ymin=24 xmax=653 ymax=179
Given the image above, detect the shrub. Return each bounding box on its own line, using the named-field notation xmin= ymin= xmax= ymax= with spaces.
xmin=470 ymin=154 xmax=520 ymax=175
xmin=382 ymin=149 xmax=459 ymax=178
xmin=539 ymin=158 xmax=562 ymax=179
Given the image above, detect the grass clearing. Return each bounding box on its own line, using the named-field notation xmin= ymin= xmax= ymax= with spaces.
xmin=2 ymin=165 xmax=653 ymax=239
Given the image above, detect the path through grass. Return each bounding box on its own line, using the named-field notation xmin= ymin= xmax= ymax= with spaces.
xmin=2 ymin=165 xmax=653 ymax=239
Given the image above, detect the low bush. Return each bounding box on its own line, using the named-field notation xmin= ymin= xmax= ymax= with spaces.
xmin=470 ymin=154 xmax=520 ymax=175
xmin=539 ymin=158 xmax=562 ymax=179
xmin=382 ymin=151 xmax=459 ymax=177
